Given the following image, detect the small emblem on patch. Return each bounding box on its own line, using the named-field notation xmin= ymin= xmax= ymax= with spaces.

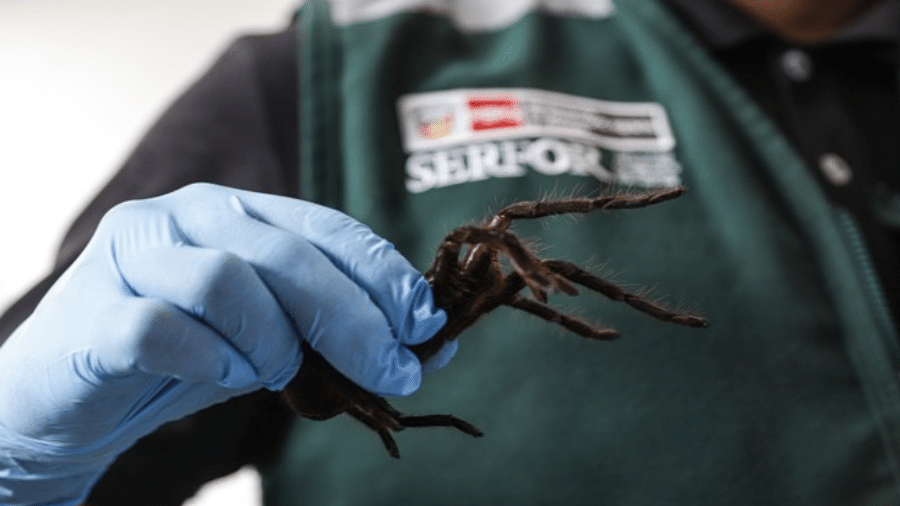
xmin=413 ymin=103 xmax=456 ymax=140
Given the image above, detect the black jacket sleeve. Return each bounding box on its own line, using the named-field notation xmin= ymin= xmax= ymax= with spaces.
xmin=0 ymin=24 xmax=300 ymax=506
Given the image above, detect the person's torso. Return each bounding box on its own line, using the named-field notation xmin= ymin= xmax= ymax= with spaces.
xmin=264 ymin=1 xmax=900 ymax=504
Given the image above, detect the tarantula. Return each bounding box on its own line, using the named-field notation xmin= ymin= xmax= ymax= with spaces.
xmin=282 ymin=186 xmax=708 ymax=457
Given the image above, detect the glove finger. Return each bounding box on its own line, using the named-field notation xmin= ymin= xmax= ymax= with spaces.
xmin=115 ymin=245 xmax=301 ymax=390
xmin=420 ymin=339 xmax=459 ymax=373
xmin=172 ymin=186 xmax=446 ymax=346
xmin=277 ymin=204 xmax=446 ymax=346
xmin=96 ymin=296 xmax=259 ymax=390
xmin=162 ymin=192 xmax=424 ymax=396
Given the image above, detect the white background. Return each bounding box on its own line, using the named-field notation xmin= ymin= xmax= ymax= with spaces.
xmin=0 ymin=0 xmax=302 ymax=504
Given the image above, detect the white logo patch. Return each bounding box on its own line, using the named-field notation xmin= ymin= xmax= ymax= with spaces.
xmin=397 ymin=88 xmax=682 ymax=193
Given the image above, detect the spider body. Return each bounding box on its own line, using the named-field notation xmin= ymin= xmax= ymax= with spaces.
xmin=282 ymin=186 xmax=708 ymax=457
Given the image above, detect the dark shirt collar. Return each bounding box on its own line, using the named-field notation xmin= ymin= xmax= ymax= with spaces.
xmin=663 ymin=0 xmax=900 ymax=48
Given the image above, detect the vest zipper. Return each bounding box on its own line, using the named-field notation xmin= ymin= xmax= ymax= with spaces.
xmin=836 ymin=208 xmax=900 ymax=348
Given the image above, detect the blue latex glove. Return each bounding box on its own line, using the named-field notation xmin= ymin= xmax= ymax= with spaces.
xmin=0 ymin=183 xmax=452 ymax=506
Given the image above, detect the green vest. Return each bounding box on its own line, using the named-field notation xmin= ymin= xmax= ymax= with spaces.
xmin=264 ymin=1 xmax=900 ymax=503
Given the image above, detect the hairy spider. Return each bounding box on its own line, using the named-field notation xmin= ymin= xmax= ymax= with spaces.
xmin=282 ymin=186 xmax=708 ymax=457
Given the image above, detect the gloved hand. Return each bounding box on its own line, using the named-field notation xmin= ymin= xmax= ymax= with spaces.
xmin=0 ymin=183 xmax=451 ymax=506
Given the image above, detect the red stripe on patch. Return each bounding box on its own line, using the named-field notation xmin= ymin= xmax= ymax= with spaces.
xmin=472 ymin=118 xmax=522 ymax=131
xmin=468 ymin=98 xmax=517 ymax=109
xmin=469 ymin=96 xmax=522 ymax=131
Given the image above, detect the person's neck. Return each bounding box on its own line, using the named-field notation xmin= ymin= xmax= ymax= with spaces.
xmin=727 ymin=0 xmax=879 ymax=42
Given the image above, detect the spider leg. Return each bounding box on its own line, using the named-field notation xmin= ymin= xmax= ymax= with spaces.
xmin=488 ymin=186 xmax=687 ymax=230
xmin=348 ymin=406 xmax=484 ymax=459
xmin=347 ymin=404 xmax=404 ymax=458
xmin=544 ymin=260 xmax=709 ymax=328
xmin=397 ymin=414 xmax=485 ymax=437
xmin=507 ymin=294 xmax=620 ymax=340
